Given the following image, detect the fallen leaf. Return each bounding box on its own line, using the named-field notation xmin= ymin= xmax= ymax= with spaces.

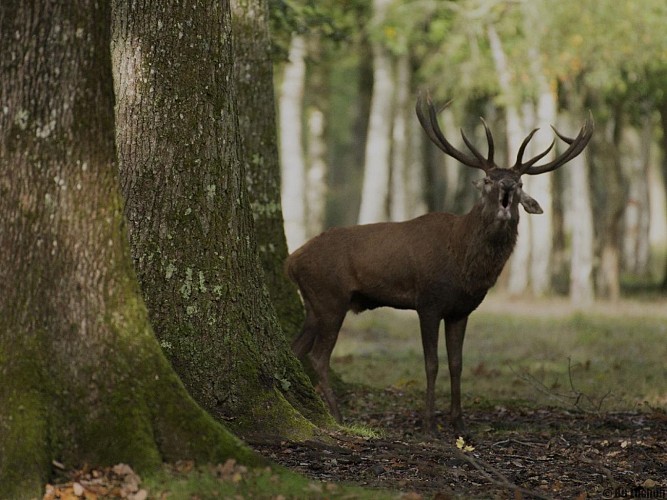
xmin=72 ymin=482 xmax=84 ymax=496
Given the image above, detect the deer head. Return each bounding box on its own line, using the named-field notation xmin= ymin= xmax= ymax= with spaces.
xmin=416 ymin=94 xmax=594 ymax=222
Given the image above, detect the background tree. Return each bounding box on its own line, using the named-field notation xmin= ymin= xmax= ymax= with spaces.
xmin=279 ymin=35 xmax=309 ymax=250
xmin=0 ymin=2 xmax=257 ymax=497
xmin=112 ymin=0 xmax=331 ymax=439
xmin=357 ymin=0 xmax=395 ymax=224
xmin=231 ymin=0 xmax=305 ymax=340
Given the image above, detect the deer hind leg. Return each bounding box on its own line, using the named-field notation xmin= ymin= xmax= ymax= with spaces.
xmin=445 ymin=316 xmax=468 ymax=433
xmin=306 ymin=305 xmax=347 ymax=423
xmin=418 ymin=309 xmax=442 ymax=434
xmin=291 ymin=302 xmax=318 ymax=360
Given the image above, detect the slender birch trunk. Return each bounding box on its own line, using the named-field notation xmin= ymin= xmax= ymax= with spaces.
xmin=561 ymin=110 xmax=595 ymax=305
xmin=280 ymin=36 xmax=308 ymax=250
xmin=358 ymin=0 xmax=394 ymax=224
xmin=306 ymin=106 xmax=328 ymax=236
xmin=527 ymin=87 xmax=557 ymax=296
xmin=622 ymin=118 xmax=652 ymax=276
xmin=390 ymin=53 xmax=411 ymax=222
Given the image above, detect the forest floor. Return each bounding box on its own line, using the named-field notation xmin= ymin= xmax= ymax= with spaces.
xmin=44 ymin=295 xmax=667 ymax=499
xmin=250 ymin=388 xmax=667 ymax=499
xmin=250 ymin=294 xmax=667 ymax=499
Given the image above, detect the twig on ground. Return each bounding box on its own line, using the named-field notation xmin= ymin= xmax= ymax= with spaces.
xmin=577 ymin=451 xmax=616 ymax=484
xmin=508 ymin=359 xmax=611 ymax=414
xmin=451 ymin=447 xmax=554 ymax=500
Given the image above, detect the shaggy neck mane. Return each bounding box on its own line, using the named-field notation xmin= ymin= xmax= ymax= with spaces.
xmin=457 ymin=203 xmax=519 ymax=294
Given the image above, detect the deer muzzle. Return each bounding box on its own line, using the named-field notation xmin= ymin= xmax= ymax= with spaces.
xmin=496 ymin=184 xmax=516 ymax=221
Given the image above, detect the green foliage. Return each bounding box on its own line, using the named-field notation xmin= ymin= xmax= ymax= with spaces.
xmin=541 ymin=0 xmax=667 ymax=98
xmin=269 ymin=0 xmax=369 ymax=60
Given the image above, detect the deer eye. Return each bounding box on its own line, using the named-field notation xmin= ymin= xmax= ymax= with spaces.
xmin=518 ymin=182 xmax=523 ymax=189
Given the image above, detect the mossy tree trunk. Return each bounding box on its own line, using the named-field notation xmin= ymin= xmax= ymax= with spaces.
xmin=0 ymin=2 xmax=257 ymax=498
xmin=111 ymin=0 xmax=332 ymax=438
xmin=230 ymin=0 xmax=305 ymax=341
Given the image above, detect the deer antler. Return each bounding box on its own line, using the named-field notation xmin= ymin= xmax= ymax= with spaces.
xmin=512 ymin=112 xmax=594 ymax=175
xmin=416 ymin=93 xmax=496 ymax=172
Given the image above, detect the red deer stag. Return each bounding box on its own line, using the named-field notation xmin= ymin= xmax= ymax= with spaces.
xmin=286 ymin=94 xmax=594 ymax=432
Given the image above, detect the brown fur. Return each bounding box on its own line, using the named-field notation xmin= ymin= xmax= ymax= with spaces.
xmin=286 ymin=182 xmax=521 ymax=432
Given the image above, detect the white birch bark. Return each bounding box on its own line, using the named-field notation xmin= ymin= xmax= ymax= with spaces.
xmin=390 ymin=53 xmax=410 ymax=222
xmin=441 ymin=106 xmax=463 ymax=209
xmin=527 ymin=82 xmax=557 ymax=296
xmin=562 ymin=111 xmax=595 ymax=305
xmin=279 ymin=36 xmax=307 ymax=250
xmin=622 ymin=119 xmax=652 ymax=275
xmin=306 ymin=107 xmax=328 ymax=237
xmin=358 ymin=0 xmax=394 ymax=224
xmin=407 ymin=102 xmax=428 ymax=218
xmin=648 ymin=160 xmax=667 ymax=252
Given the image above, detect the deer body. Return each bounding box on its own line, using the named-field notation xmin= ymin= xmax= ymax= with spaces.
xmin=287 ymin=95 xmax=593 ymax=432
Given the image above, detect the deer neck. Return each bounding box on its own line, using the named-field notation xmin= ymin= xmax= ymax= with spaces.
xmin=457 ymin=203 xmax=519 ymax=294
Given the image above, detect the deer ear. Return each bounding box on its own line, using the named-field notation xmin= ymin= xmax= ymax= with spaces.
xmin=519 ymin=191 xmax=543 ymax=214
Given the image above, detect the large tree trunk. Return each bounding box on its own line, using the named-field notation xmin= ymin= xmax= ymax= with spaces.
xmin=0 ymin=2 xmax=256 ymax=497
xmin=279 ymin=36 xmax=308 ymax=250
xmin=358 ymin=0 xmax=394 ymax=224
xmin=230 ymin=0 xmax=305 ymax=340
xmin=112 ymin=0 xmax=331 ymax=438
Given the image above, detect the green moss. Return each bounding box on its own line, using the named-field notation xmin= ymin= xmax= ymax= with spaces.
xmin=231 ymin=386 xmax=318 ymax=442
xmin=0 ymin=388 xmax=49 ymax=499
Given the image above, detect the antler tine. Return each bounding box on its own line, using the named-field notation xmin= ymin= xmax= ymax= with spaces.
xmin=480 ymin=117 xmax=494 ymax=164
xmin=416 ymin=93 xmax=489 ymax=171
xmin=512 ymin=128 xmax=540 ymax=172
xmin=460 ymin=128 xmax=488 ymax=165
xmin=522 ymin=115 xmax=594 ymax=175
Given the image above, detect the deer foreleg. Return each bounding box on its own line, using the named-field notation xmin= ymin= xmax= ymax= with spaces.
xmin=445 ymin=316 xmax=468 ymax=432
xmin=418 ymin=310 xmax=441 ymax=433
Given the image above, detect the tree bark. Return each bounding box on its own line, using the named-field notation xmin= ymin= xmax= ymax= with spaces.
xmin=593 ymin=107 xmax=626 ymax=301
xmin=527 ymin=90 xmax=557 ymax=296
xmin=230 ymin=0 xmax=305 ymax=340
xmin=622 ymin=117 xmax=652 ymax=277
xmin=0 ymin=2 xmax=256 ymax=497
xmin=390 ymin=54 xmax=410 ymax=222
xmin=112 ymin=0 xmax=331 ymax=438
xmin=659 ymin=100 xmax=667 ymax=290
xmin=306 ymin=106 xmax=328 ymax=237
xmin=279 ymin=35 xmax=308 ymax=250
xmin=562 ymin=111 xmax=596 ymax=305
xmin=358 ymin=0 xmax=394 ymax=224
